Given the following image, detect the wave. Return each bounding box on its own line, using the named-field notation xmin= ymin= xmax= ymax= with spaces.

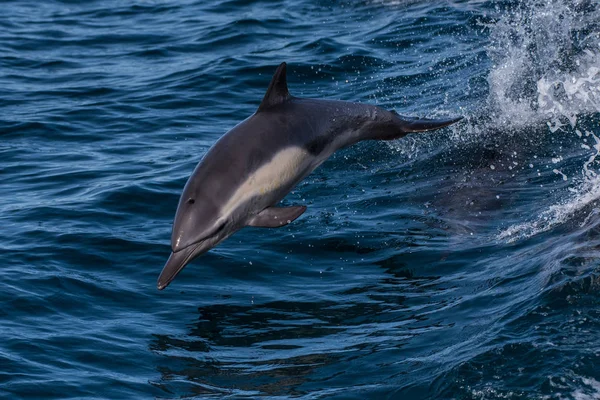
xmin=385 ymin=0 xmax=600 ymax=242
xmin=486 ymin=0 xmax=600 ymax=241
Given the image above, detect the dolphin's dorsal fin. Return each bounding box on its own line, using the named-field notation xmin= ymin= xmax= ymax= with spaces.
xmin=258 ymin=62 xmax=291 ymax=112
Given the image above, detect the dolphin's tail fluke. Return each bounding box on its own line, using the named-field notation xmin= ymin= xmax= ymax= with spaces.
xmin=368 ymin=113 xmax=462 ymax=142
xmin=398 ymin=115 xmax=463 ymax=133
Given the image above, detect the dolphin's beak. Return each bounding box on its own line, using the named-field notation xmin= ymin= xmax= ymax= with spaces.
xmin=157 ymin=244 xmax=199 ymax=290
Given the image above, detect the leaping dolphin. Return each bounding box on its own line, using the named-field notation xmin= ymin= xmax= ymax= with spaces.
xmin=157 ymin=62 xmax=461 ymax=290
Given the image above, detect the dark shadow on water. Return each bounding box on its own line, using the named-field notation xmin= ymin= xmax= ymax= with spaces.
xmin=148 ymin=271 xmax=449 ymax=398
xmin=150 ymin=301 xmax=352 ymax=397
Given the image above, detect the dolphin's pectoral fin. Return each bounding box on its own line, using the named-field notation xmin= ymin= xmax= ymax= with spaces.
xmin=248 ymin=205 xmax=307 ymax=228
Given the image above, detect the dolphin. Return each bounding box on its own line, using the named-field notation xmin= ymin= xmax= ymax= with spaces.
xmin=157 ymin=62 xmax=462 ymax=290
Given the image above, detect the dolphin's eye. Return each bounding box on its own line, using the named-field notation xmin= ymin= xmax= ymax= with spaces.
xmin=187 ymin=198 xmax=195 ymax=204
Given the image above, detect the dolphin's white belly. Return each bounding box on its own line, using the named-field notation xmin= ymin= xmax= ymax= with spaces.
xmin=219 ymin=146 xmax=315 ymax=218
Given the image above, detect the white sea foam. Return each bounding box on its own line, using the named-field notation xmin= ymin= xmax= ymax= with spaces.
xmin=564 ymin=376 xmax=600 ymax=400
xmin=491 ymin=1 xmax=600 ymax=242
xmin=498 ymin=175 xmax=600 ymax=242
xmin=538 ymin=49 xmax=600 ymax=131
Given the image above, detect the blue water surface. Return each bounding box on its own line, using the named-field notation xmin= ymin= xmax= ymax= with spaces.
xmin=2 ymin=0 xmax=600 ymax=398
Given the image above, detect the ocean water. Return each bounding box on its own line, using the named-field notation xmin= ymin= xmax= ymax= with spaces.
xmin=2 ymin=0 xmax=600 ymax=398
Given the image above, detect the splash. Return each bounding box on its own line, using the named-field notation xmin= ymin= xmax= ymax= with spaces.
xmin=492 ymin=0 xmax=600 ymax=242
xmin=485 ymin=0 xmax=595 ymax=129
xmin=538 ymin=48 xmax=600 ymax=132
xmin=389 ymin=1 xmax=599 ymax=145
